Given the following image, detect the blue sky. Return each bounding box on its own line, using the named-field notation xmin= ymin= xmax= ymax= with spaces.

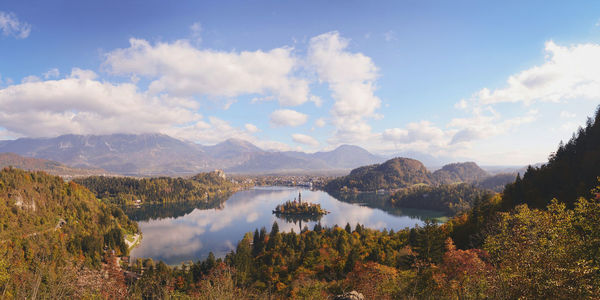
xmin=1 ymin=1 xmax=600 ymax=165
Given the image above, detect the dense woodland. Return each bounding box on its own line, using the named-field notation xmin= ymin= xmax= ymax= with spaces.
xmin=74 ymin=170 xmax=246 ymax=205
xmin=473 ymin=173 xmax=517 ymax=193
xmin=325 ymin=157 xmax=432 ymax=192
xmin=0 ymin=168 xmax=137 ymax=298
xmin=389 ymin=183 xmax=491 ymax=214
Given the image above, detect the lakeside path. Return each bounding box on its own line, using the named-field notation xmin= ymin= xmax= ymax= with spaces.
xmin=125 ymin=233 xmax=141 ymax=251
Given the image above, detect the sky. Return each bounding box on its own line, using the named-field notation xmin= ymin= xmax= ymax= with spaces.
xmin=1 ymin=0 xmax=600 ymax=165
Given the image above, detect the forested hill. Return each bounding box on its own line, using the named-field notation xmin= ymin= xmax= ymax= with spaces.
xmin=432 ymin=162 xmax=489 ymax=184
xmin=74 ymin=170 xmax=248 ymax=205
xmin=502 ymin=107 xmax=600 ymax=210
xmin=324 ymin=157 xmax=432 ymax=192
xmin=325 ymin=158 xmax=500 ymax=193
xmin=0 ymin=167 xmax=137 ymax=298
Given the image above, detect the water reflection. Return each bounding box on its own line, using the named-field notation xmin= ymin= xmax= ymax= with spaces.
xmin=123 ymin=195 xmax=228 ymax=222
xmin=273 ymin=212 xmax=323 ymax=233
xmin=129 ymin=187 xmax=446 ymax=265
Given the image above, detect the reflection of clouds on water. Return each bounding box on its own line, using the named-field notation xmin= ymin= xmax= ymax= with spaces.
xmin=132 ymin=187 xmax=435 ymax=264
xmin=133 ymin=218 xmax=206 ymax=259
xmin=246 ymin=212 xmax=259 ymax=223
xmin=302 ymin=191 xmax=320 ymax=203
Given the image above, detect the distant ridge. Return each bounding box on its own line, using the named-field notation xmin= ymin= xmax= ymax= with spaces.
xmin=0 ymin=152 xmax=107 ymax=177
xmin=0 ymin=134 xmax=385 ymax=175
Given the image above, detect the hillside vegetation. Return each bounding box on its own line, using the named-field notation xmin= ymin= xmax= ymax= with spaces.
xmin=390 ymin=183 xmax=491 ymax=214
xmin=324 ymin=158 xmax=507 ymax=214
xmin=432 ymin=162 xmax=489 ymax=183
xmin=325 ymin=158 xmax=496 ymax=194
xmin=0 ymin=167 xmax=137 ymax=298
xmin=325 ymin=157 xmax=432 ymax=192
xmin=74 ymin=170 xmax=247 ymax=205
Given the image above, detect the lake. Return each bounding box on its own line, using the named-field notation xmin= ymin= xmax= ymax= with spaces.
xmin=128 ymin=186 xmax=446 ymax=265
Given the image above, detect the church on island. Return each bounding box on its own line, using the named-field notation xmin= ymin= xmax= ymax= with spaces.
xmin=272 ymin=192 xmax=329 ymax=216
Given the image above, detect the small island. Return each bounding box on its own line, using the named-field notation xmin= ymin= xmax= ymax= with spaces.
xmin=273 ymin=192 xmax=329 ymax=216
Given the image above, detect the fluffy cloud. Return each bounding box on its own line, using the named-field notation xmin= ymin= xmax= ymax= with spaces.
xmin=270 ymin=109 xmax=308 ymax=127
xmin=163 ymin=116 xmax=290 ymax=151
xmin=43 ymin=68 xmax=60 ymax=79
xmin=0 ymin=11 xmax=31 ymax=39
xmin=308 ymin=31 xmax=381 ymax=144
xmin=292 ymin=133 xmax=319 ymax=147
xmin=382 ymin=121 xmax=445 ymax=144
xmin=448 ymin=108 xmax=538 ymax=144
xmin=103 ymin=38 xmax=310 ymax=106
xmin=244 ymin=123 xmax=259 ymax=133
xmin=443 ymin=40 xmax=600 ymax=150
xmin=165 ymin=117 xmax=249 ymax=144
xmin=463 ymin=41 xmax=600 ymax=107
xmin=0 ymin=69 xmax=200 ymax=137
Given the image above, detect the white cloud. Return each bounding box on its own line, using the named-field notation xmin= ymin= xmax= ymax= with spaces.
xmin=164 ymin=116 xmax=291 ymax=151
xmin=245 ymin=123 xmax=259 ymax=133
xmin=43 ymin=68 xmax=60 ymax=79
xmin=463 ymin=41 xmax=600 ymax=107
xmin=164 ymin=116 xmax=248 ymax=145
xmin=308 ymin=31 xmax=381 ymax=144
xmin=445 ymin=40 xmax=600 ymax=151
xmin=382 ymin=121 xmax=445 ymax=144
xmin=103 ymin=38 xmax=310 ymax=106
xmin=0 ymin=11 xmax=31 ymax=39
xmin=448 ymin=108 xmax=538 ymax=144
xmin=21 ymin=75 xmax=40 ymax=83
xmin=69 ymin=68 xmax=98 ymax=80
xmin=270 ymin=109 xmax=308 ymax=127
xmin=309 ymin=95 xmax=323 ymax=107
xmin=292 ymin=133 xmax=319 ymax=147
xmin=0 ymin=69 xmax=200 ymax=138
xmin=454 ymin=99 xmax=468 ymax=110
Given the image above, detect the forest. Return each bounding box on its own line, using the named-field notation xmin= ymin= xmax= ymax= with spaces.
xmin=74 ymin=170 xmax=247 ymax=205
xmin=389 ymin=183 xmax=491 ymax=215
xmin=0 ymin=168 xmax=137 ymax=298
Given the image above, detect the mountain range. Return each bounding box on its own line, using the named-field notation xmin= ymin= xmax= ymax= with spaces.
xmin=0 ymin=133 xmax=385 ymax=175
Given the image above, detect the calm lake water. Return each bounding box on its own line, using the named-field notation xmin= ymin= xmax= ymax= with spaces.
xmin=128 ymin=186 xmax=446 ymax=265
